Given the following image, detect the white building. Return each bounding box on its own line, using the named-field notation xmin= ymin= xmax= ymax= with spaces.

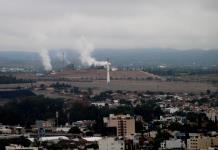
xmin=161 ymin=139 xmax=185 ymax=149
xmin=0 ymin=126 xmax=12 ymax=134
xmin=98 ymin=137 xmax=124 ymax=150
xmin=5 ymin=144 xmax=38 ymax=150
xmin=55 ymin=127 xmax=71 ymax=133
xmin=165 ymin=107 xmax=179 ymax=114
xmin=91 ymin=102 xmax=106 ymax=107
xmin=39 ymin=136 xmax=69 ymax=143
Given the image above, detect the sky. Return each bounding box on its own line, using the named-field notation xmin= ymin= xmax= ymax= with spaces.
xmin=0 ymin=0 xmax=218 ymax=51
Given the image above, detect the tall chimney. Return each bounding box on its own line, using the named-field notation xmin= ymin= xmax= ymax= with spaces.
xmin=62 ymin=52 xmax=65 ymax=72
xmin=107 ymin=59 xmax=110 ymax=85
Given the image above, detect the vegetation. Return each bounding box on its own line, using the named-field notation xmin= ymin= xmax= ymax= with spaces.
xmin=144 ymin=66 xmax=218 ymax=76
xmin=191 ymin=98 xmax=209 ymax=106
xmin=153 ymin=130 xmax=173 ymax=149
xmin=68 ymin=126 xmax=82 ymax=134
xmin=0 ymin=75 xmax=33 ymax=84
xmin=0 ymin=136 xmax=30 ymax=150
xmin=166 ymin=112 xmax=218 ymax=132
xmin=91 ymin=90 xmax=113 ymax=101
xmin=134 ymin=101 xmax=162 ymax=122
xmin=50 ymin=82 xmax=71 ymax=90
xmin=0 ymin=89 xmax=35 ymax=99
xmin=0 ymin=95 xmax=64 ymax=127
xmin=0 ymin=95 xmax=162 ymax=133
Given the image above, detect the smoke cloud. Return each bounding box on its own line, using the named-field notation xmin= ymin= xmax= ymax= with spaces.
xmin=39 ymin=49 xmax=52 ymax=71
xmin=76 ymin=36 xmax=109 ymax=66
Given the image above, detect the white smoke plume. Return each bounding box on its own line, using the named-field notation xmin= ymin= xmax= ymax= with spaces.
xmin=39 ymin=49 xmax=52 ymax=71
xmin=76 ymin=36 xmax=108 ymax=66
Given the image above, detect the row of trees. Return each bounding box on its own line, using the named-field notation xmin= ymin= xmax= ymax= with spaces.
xmin=144 ymin=67 xmax=218 ymax=76
xmin=0 ymin=96 xmax=64 ymax=126
xmin=0 ymin=75 xmax=33 ymax=84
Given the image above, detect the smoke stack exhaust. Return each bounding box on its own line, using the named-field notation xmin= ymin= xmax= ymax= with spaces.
xmin=39 ymin=49 xmax=52 ymax=71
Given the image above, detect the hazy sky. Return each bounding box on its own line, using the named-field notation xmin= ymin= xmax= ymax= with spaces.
xmin=0 ymin=0 xmax=218 ymax=51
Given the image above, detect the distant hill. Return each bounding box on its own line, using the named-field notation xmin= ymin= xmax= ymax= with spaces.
xmin=93 ymin=49 xmax=218 ymax=67
xmin=0 ymin=49 xmax=218 ymax=69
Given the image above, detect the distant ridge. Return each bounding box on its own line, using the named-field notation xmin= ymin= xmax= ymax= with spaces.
xmin=0 ymin=49 xmax=218 ymax=68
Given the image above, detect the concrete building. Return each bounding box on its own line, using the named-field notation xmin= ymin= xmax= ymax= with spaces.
xmin=161 ymin=139 xmax=185 ymax=149
xmin=187 ymin=136 xmax=218 ymax=150
xmin=104 ymin=114 xmax=135 ymax=137
xmin=98 ymin=137 xmax=124 ymax=150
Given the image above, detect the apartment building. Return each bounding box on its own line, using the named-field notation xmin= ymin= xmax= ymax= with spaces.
xmin=187 ymin=136 xmax=218 ymax=150
xmin=104 ymin=114 xmax=135 ymax=137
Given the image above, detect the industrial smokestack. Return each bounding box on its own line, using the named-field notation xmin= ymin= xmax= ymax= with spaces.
xmin=62 ymin=52 xmax=65 ymax=72
xmin=106 ymin=59 xmax=111 ymax=85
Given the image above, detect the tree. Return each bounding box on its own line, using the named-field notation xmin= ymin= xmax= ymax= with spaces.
xmin=153 ymin=130 xmax=172 ymax=149
xmin=168 ymin=122 xmax=183 ymax=131
xmin=135 ymin=121 xmax=144 ymax=133
xmin=0 ymin=95 xmax=64 ymax=126
xmin=68 ymin=126 xmax=82 ymax=134
xmin=134 ymin=101 xmax=162 ymax=121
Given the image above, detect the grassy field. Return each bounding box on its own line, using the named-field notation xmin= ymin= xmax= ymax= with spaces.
xmin=0 ymin=78 xmax=217 ymax=94
xmin=34 ymin=79 xmax=217 ymax=94
xmin=174 ymin=74 xmax=218 ymax=84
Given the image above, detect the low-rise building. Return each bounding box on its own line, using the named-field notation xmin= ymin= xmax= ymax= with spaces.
xmin=5 ymin=144 xmax=38 ymax=150
xmin=161 ymin=139 xmax=185 ymax=149
xmin=98 ymin=137 xmax=124 ymax=150
xmin=187 ymin=135 xmax=218 ymax=150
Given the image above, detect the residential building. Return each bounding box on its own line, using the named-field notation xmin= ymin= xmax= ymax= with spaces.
xmin=35 ymin=120 xmax=55 ymax=129
xmin=104 ymin=114 xmax=135 ymax=137
xmin=161 ymin=139 xmax=185 ymax=149
xmin=187 ymin=136 xmax=218 ymax=150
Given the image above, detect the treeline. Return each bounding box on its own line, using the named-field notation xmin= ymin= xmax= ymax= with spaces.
xmin=0 ymin=89 xmax=35 ymax=99
xmin=0 ymin=75 xmax=33 ymax=84
xmin=144 ymin=67 xmax=218 ymax=76
xmin=49 ymin=82 xmax=80 ymax=94
xmin=0 ymin=96 xmax=64 ymax=126
xmin=0 ymin=95 xmax=162 ymax=128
